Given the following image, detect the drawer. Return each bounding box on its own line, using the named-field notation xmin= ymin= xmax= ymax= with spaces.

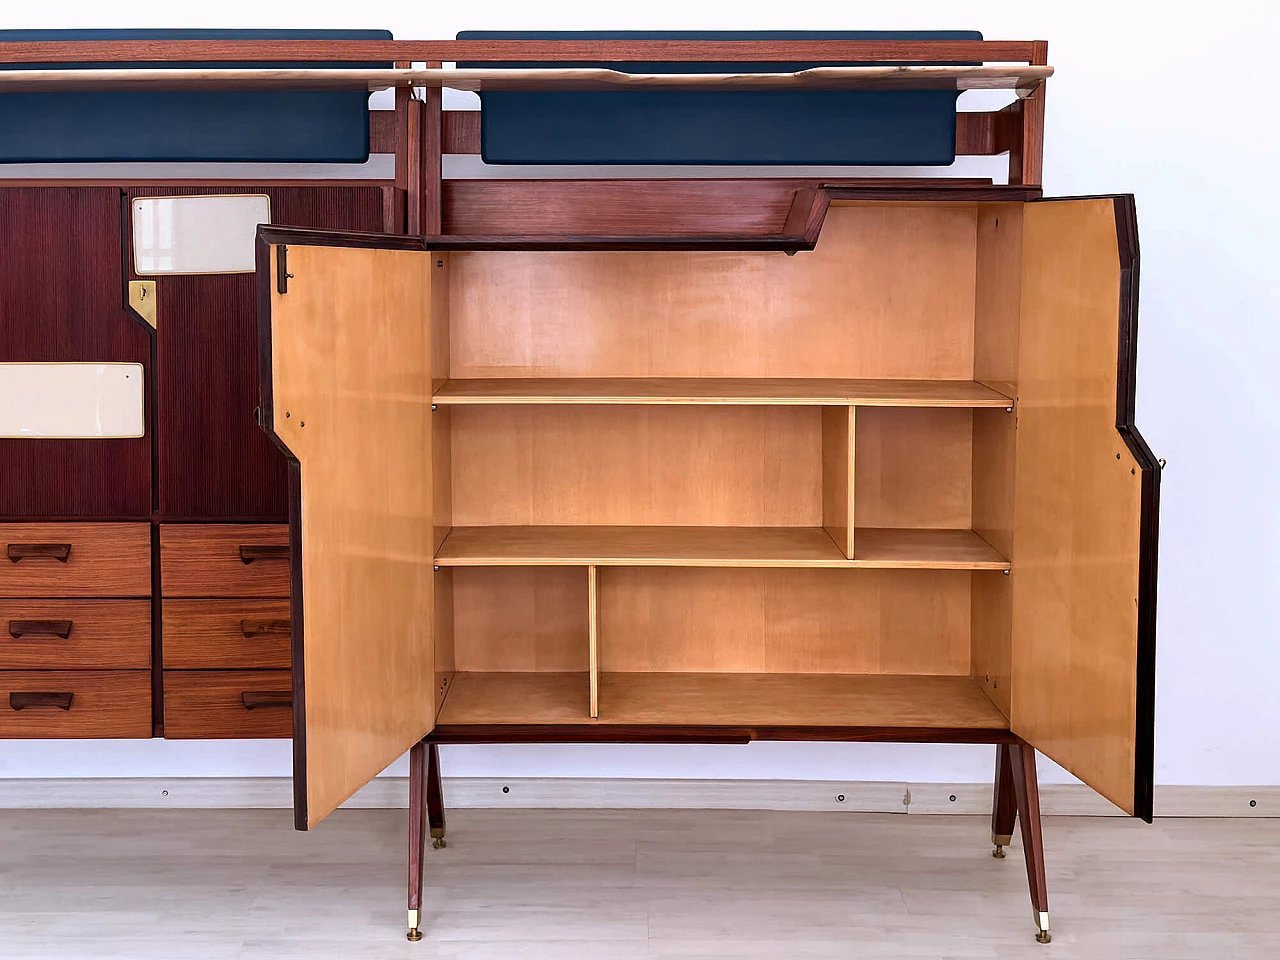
xmin=0 ymin=523 xmax=150 ymax=598
xmin=162 ymin=599 xmax=291 ymax=669
xmin=161 ymin=524 xmax=291 ymax=598
xmin=0 ymin=670 xmax=151 ymax=738
xmin=164 ymin=669 xmax=293 ymax=738
xmin=0 ymin=600 xmax=150 ymax=669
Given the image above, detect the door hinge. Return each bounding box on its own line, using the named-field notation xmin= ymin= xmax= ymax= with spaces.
xmin=277 ymin=245 xmax=293 ymax=294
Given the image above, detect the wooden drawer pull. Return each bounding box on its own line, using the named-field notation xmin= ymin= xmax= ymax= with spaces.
xmin=7 ymin=543 xmax=72 ymax=563
xmin=8 ymin=619 xmax=74 ymax=639
xmin=241 ymin=691 xmax=292 ymax=710
xmin=239 ymin=544 xmax=290 ymax=564
xmin=240 ymin=618 xmax=291 ymax=638
xmin=9 ymin=692 xmax=74 ymax=711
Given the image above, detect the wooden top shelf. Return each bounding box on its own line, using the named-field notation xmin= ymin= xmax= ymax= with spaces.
xmin=434 ymin=526 xmax=1009 ymax=570
xmin=436 ymin=672 xmax=1010 ymax=730
xmin=432 ymin=378 xmax=1013 ymax=408
xmin=0 ymin=65 xmax=1052 ymax=96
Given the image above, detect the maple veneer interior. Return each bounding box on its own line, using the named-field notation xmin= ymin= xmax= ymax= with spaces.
xmin=431 ymin=201 xmax=1023 ymax=729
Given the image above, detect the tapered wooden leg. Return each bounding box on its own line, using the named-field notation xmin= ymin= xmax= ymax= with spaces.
xmin=1009 ymin=741 xmax=1051 ymax=944
xmin=427 ymin=742 xmax=446 ymax=849
xmin=991 ymin=743 xmax=1018 ymax=859
xmin=407 ymin=739 xmax=427 ymax=942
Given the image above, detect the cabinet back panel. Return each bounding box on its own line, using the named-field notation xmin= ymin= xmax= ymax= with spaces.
xmin=854 ymin=408 xmax=973 ymax=529
xmin=598 ymin=567 xmax=971 ymax=675
xmin=452 ymin=567 xmax=589 ymax=672
xmin=447 ymin=204 xmax=978 ymax=379
xmin=450 ymin=406 xmax=822 ymax=526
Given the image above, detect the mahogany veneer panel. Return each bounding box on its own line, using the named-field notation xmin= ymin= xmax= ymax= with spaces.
xmin=447 ymin=204 xmax=978 ymax=380
xmin=160 ymin=524 xmax=290 ymax=597
xmin=0 ymin=670 xmax=150 ymax=738
xmin=163 ymin=669 xmax=293 ymax=738
xmin=436 ymin=672 xmax=1008 ymax=729
xmin=134 ymin=185 xmax=385 ymax=522
xmin=0 ymin=187 xmax=150 ymax=519
xmin=599 ymin=567 xmax=972 ymax=675
xmin=449 ymin=406 xmax=821 ymax=527
xmin=433 ymin=378 xmax=1012 ymax=407
xmin=162 ymin=599 xmax=291 ymax=669
xmin=0 ymin=523 xmax=151 ymax=597
xmin=0 ymin=600 xmax=150 ymax=669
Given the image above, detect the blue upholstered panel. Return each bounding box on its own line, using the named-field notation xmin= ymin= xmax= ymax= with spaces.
xmin=458 ymin=30 xmax=982 ymax=166
xmin=0 ymin=29 xmax=390 ymax=163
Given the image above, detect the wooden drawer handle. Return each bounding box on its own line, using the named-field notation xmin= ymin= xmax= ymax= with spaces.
xmin=9 ymin=692 xmax=74 ymax=711
xmin=242 ymin=691 xmax=292 ymax=710
xmin=8 ymin=619 xmax=73 ymax=639
xmin=239 ymin=544 xmax=289 ymax=564
xmin=7 ymin=543 xmax=72 ymax=563
xmin=240 ymin=618 xmax=291 ymax=638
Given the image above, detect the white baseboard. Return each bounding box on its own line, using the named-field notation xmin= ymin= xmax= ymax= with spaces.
xmin=0 ymin=777 xmax=1275 ymax=817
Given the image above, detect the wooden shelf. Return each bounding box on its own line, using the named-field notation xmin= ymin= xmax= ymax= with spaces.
xmin=435 ymin=526 xmax=1009 ymax=570
xmin=433 ymin=378 xmax=1013 ymax=408
xmin=0 ymin=65 xmax=1052 ymax=95
xmin=437 ymin=671 xmax=1010 ymax=729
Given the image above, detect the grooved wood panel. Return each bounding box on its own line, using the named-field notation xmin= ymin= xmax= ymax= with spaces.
xmin=0 ymin=187 xmax=151 ymax=519
xmin=854 ymin=408 xmax=973 ymax=529
xmin=451 ymin=567 xmax=587 ymax=673
xmin=599 ymin=567 xmax=971 ymax=675
xmin=132 ymin=186 xmax=384 ymax=522
xmin=433 ymin=378 xmax=1011 ymax=406
xmin=0 ymin=600 xmax=150 ymax=669
xmin=449 ymin=406 xmax=821 ymax=526
xmin=0 ymin=670 xmax=150 ymax=738
xmin=447 ymin=205 xmax=978 ymax=379
xmin=163 ymin=669 xmax=293 ymax=738
xmin=161 ymin=599 xmax=291 ymax=669
xmin=436 ymin=672 xmax=1008 ymax=729
xmin=0 ymin=523 xmax=151 ymax=597
xmin=267 ymin=243 xmax=437 ymax=827
xmin=1011 ymin=199 xmax=1143 ymax=815
xmin=159 ymin=524 xmax=290 ymax=597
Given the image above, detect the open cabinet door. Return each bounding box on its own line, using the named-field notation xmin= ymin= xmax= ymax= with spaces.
xmin=1011 ymin=196 xmax=1160 ymax=820
xmin=258 ymin=231 xmax=438 ymax=829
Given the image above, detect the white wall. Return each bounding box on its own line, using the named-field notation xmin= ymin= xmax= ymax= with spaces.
xmin=2 ymin=0 xmax=1277 ymax=788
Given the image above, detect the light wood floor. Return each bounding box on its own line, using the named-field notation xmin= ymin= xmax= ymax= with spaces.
xmin=1 ymin=809 xmax=1277 ymax=959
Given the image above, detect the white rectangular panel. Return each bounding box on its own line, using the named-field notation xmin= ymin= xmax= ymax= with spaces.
xmin=132 ymin=194 xmax=271 ymax=275
xmin=0 ymin=363 xmax=145 ymax=438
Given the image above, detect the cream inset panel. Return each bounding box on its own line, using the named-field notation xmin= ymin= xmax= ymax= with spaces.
xmin=133 ymin=195 xmax=271 ymax=275
xmin=0 ymin=363 xmax=144 ymax=438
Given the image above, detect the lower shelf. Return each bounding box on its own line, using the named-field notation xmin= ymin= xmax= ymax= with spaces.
xmin=436 ymin=672 xmax=1009 ymax=731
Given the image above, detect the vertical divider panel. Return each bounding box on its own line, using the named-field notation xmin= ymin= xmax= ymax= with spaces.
xmin=588 ymin=565 xmax=599 ymax=719
xmin=431 ymin=253 xmax=452 ymax=552
xmin=821 ymin=406 xmax=855 ymax=559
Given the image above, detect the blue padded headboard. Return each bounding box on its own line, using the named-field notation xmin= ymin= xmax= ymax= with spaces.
xmin=0 ymin=29 xmax=391 ymax=163
xmin=457 ymin=30 xmax=983 ymax=166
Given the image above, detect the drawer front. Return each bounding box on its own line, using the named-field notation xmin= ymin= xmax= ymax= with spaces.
xmin=161 ymin=524 xmax=291 ymax=598
xmin=0 ymin=600 xmax=151 ymax=669
xmin=0 ymin=523 xmax=151 ymax=598
xmin=0 ymin=670 xmax=151 ymax=738
xmin=164 ymin=669 xmax=293 ymax=738
xmin=163 ymin=599 xmax=291 ymax=669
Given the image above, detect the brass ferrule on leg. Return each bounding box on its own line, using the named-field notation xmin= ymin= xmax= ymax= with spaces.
xmin=1034 ymin=910 xmax=1051 ymax=944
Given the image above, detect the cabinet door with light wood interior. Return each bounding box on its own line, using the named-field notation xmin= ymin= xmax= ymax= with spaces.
xmin=257 ymin=195 xmax=1157 ymax=836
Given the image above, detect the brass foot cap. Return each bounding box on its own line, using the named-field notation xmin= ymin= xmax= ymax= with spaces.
xmin=992 ymin=845 xmax=1006 ymax=859
xmin=407 ymin=929 xmax=423 ymax=942
xmin=433 ymin=837 xmax=447 ymax=849
xmin=1036 ymin=931 xmax=1052 ymax=944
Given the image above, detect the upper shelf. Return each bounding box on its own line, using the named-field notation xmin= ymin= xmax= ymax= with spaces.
xmin=434 ymin=526 xmax=1010 ymax=570
xmin=0 ymin=65 xmax=1053 ymax=96
xmin=433 ymin=378 xmax=1013 ymax=408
